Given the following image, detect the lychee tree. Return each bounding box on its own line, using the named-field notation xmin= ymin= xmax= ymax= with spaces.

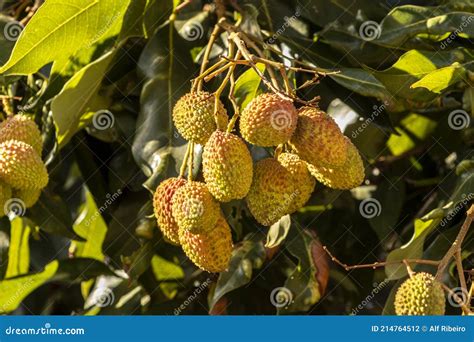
xmin=0 ymin=0 xmax=473 ymax=316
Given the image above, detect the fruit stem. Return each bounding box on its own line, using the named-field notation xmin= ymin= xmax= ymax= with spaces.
xmin=188 ymin=142 xmax=195 ymax=181
xmin=441 ymin=283 xmax=472 ymax=315
xmin=194 ymin=22 xmax=222 ymax=92
xmin=179 ymin=143 xmax=192 ymax=178
xmin=226 ymin=64 xmax=240 ymax=133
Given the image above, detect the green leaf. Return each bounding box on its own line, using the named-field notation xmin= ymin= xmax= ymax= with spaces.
xmin=411 ymin=62 xmax=467 ymax=94
xmin=386 ymin=113 xmax=437 ymax=156
xmin=0 ymin=258 xmax=114 ymax=313
xmin=71 ymin=189 xmax=109 ymax=261
xmin=5 ymin=218 xmax=30 ymax=278
xmin=151 ymin=255 xmax=184 ymax=299
xmin=0 ymin=15 xmax=19 ymax=65
xmin=378 ymin=6 xmax=474 ymax=46
xmin=0 ymin=0 xmax=130 ymax=75
xmin=279 ymin=229 xmax=321 ymax=314
xmin=51 ymin=49 xmax=115 ymax=147
xmin=208 ymin=234 xmax=265 ymax=311
xmin=233 ymin=63 xmax=265 ymax=109
xmin=265 ymin=215 xmax=291 ymax=248
xmin=330 ymin=68 xmax=392 ymax=101
xmin=385 ymin=215 xmax=441 ymax=280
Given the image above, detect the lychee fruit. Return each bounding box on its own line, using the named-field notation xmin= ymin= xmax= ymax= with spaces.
xmin=179 ymin=215 xmax=233 ymax=273
xmin=246 ymin=158 xmax=295 ymax=226
xmin=240 ymin=93 xmax=297 ymax=147
xmin=172 ymin=91 xmax=228 ymax=145
xmin=0 ymin=140 xmax=48 ymax=190
xmin=394 ymin=272 xmax=445 ymax=316
xmin=278 ymin=153 xmax=315 ymax=213
xmin=153 ymin=177 xmax=187 ymax=244
xmin=0 ymin=115 xmax=42 ymax=154
xmin=290 ymin=106 xmax=347 ymax=167
xmin=307 ymin=138 xmax=364 ymax=190
xmin=203 ymin=130 xmax=253 ymax=202
xmin=172 ymin=181 xmax=220 ymax=233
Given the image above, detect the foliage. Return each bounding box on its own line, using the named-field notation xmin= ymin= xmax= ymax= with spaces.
xmin=0 ymin=0 xmax=473 ymax=315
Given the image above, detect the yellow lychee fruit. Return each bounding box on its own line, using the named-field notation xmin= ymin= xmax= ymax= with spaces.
xmin=0 ymin=181 xmax=12 ymax=218
xmin=179 ymin=215 xmax=233 ymax=273
xmin=172 ymin=181 xmax=220 ymax=233
xmin=246 ymin=158 xmax=295 ymax=226
xmin=0 ymin=115 xmax=42 ymax=154
xmin=0 ymin=140 xmax=48 ymax=190
xmin=307 ymin=138 xmax=364 ymax=190
xmin=240 ymin=93 xmax=297 ymax=147
xmin=395 ymin=272 xmax=445 ymax=315
xmin=203 ymin=130 xmax=253 ymax=202
xmin=152 ymin=177 xmax=187 ymax=244
xmin=278 ymin=153 xmax=315 ymax=213
xmin=172 ymin=91 xmax=228 ymax=145
xmin=290 ymin=106 xmax=348 ymax=167
xmin=13 ymin=187 xmax=41 ymax=208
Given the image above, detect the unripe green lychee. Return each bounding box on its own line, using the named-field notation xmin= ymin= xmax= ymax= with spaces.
xmin=0 ymin=181 xmax=12 ymax=217
xmin=278 ymin=153 xmax=315 ymax=213
xmin=307 ymin=138 xmax=364 ymax=190
xmin=395 ymin=272 xmax=445 ymax=316
xmin=203 ymin=130 xmax=253 ymax=202
xmin=0 ymin=116 xmax=42 ymax=154
xmin=153 ymin=177 xmax=187 ymax=244
xmin=172 ymin=91 xmax=228 ymax=145
xmin=179 ymin=215 xmax=233 ymax=273
xmin=240 ymin=93 xmax=297 ymax=147
xmin=13 ymin=187 xmax=41 ymax=208
xmin=0 ymin=140 xmax=48 ymax=190
xmin=172 ymin=181 xmax=220 ymax=233
xmin=290 ymin=107 xmax=347 ymax=167
xmin=246 ymin=158 xmax=295 ymax=226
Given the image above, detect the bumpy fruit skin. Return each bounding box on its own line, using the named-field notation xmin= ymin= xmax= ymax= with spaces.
xmin=172 ymin=181 xmax=220 ymax=233
xmin=203 ymin=130 xmax=253 ymax=202
xmin=278 ymin=153 xmax=315 ymax=213
xmin=0 ymin=116 xmax=42 ymax=154
xmin=307 ymin=138 xmax=364 ymax=190
xmin=152 ymin=177 xmax=187 ymax=244
xmin=0 ymin=140 xmax=48 ymax=190
xmin=246 ymin=158 xmax=295 ymax=226
xmin=179 ymin=215 xmax=233 ymax=273
xmin=13 ymin=187 xmax=41 ymax=208
xmin=240 ymin=93 xmax=297 ymax=147
xmin=290 ymin=107 xmax=347 ymax=167
xmin=0 ymin=181 xmax=12 ymax=217
xmin=172 ymin=91 xmax=228 ymax=145
xmin=395 ymin=273 xmax=445 ymax=316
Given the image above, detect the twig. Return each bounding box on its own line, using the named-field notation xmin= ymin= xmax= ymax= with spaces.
xmin=323 ymin=246 xmax=440 ymax=271
xmin=188 ymin=142 xmax=195 ymax=181
xmin=195 ymin=22 xmax=222 ymax=92
xmin=455 ymin=250 xmax=468 ymax=297
xmin=179 ymin=143 xmax=192 ymax=178
xmin=436 ymin=204 xmax=474 ymax=280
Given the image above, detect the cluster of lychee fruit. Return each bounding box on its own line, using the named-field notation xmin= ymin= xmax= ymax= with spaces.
xmin=0 ymin=115 xmax=48 ymax=217
xmin=153 ymin=91 xmax=365 ymax=273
